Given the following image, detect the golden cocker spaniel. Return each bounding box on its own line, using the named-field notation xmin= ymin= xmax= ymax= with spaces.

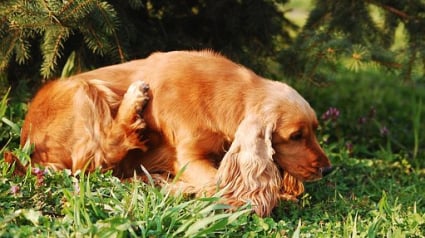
xmin=17 ymin=50 xmax=332 ymax=216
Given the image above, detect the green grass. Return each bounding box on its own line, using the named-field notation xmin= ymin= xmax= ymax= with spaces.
xmin=294 ymin=67 xmax=425 ymax=161
xmin=1 ymin=68 xmax=425 ymax=237
xmin=1 ymin=152 xmax=424 ymax=237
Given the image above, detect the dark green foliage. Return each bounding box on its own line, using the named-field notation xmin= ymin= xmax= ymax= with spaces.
xmin=0 ymin=0 xmax=295 ymax=87
xmin=0 ymin=0 xmax=122 ymax=80
xmin=1 ymin=0 xmax=425 ymax=86
xmin=280 ymin=0 xmax=425 ymax=83
xmin=0 ymin=88 xmax=26 ymax=150
xmin=293 ymin=67 xmax=425 ymax=161
xmin=108 ymin=0 xmax=296 ymax=74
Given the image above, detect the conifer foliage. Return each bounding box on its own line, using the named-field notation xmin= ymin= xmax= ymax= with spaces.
xmin=0 ymin=0 xmax=294 ymax=82
xmin=280 ymin=0 xmax=425 ymax=82
xmin=0 ymin=0 xmax=122 ymax=78
xmin=1 ymin=0 xmax=424 ymax=84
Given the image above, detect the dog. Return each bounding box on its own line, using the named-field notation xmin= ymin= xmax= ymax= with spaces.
xmin=15 ymin=50 xmax=332 ymax=216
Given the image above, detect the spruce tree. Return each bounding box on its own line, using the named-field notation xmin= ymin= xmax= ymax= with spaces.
xmin=0 ymin=0 xmax=295 ymax=86
xmin=0 ymin=0 xmax=122 ymax=79
xmin=280 ymin=0 xmax=425 ymax=82
xmin=2 ymin=0 xmax=423 ymax=87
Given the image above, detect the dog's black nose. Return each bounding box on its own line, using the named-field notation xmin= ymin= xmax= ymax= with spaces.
xmin=321 ymin=166 xmax=334 ymax=177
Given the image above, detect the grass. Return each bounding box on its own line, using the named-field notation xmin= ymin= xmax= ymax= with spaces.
xmin=1 ymin=151 xmax=424 ymax=237
xmin=294 ymin=67 xmax=425 ymax=161
xmin=1 ymin=67 xmax=425 ymax=237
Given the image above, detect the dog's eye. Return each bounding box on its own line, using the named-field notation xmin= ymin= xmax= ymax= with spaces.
xmin=290 ymin=131 xmax=303 ymax=141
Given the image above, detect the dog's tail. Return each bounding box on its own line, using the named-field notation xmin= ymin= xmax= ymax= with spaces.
xmin=3 ymin=151 xmax=27 ymax=175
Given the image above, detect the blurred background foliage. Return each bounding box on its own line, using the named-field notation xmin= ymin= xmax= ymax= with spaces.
xmin=0 ymin=0 xmax=297 ymax=88
xmin=0 ymin=0 xmax=424 ymax=162
xmin=1 ymin=0 xmax=424 ymax=88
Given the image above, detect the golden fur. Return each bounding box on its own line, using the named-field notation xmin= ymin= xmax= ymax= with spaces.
xmin=18 ymin=50 xmax=331 ymax=216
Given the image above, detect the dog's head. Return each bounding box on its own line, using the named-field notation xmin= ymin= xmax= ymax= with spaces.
xmin=216 ymin=81 xmax=331 ymax=216
xmin=264 ymin=82 xmax=332 ymax=182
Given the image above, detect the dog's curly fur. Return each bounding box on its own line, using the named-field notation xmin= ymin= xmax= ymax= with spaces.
xmin=15 ymin=50 xmax=331 ymax=216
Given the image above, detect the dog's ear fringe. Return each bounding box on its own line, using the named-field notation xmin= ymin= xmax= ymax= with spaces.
xmin=281 ymin=171 xmax=305 ymax=200
xmin=215 ymin=115 xmax=281 ymax=217
xmin=217 ymin=151 xmax=281 ymax=217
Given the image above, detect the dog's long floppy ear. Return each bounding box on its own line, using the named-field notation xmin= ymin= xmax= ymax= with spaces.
xmin=216 ymin=114 xmax=281 ymax=217
xmin=280 ymin=171 xmax=305 ymax=201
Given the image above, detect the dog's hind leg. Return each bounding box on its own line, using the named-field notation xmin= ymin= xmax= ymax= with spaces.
xmin=71 ymin=80 xmax=150 ymax=172
xmin=102 ymin=81 xmax=150 ymax=166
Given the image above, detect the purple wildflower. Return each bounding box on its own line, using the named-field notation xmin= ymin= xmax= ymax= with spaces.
xmin=10 ymin=185 xmax=20 ymax=195
xmin=380 ymin=126 xmax=389 ymax=137
xmin=33 ymin=167 xmax=43 ymax=175
xmin=33 ymin=167 xmax=46 ymax=185
xmin=321 ymin=107 xmax=340 ymax=122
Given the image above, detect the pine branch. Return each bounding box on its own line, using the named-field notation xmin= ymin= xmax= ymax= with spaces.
xmin=40 ymin=0 xmax=61 ymax=24
xmin=366 ymin=0 xmax=410 ymax=20
xmin=94 ymin=2 xmax=118 ymax=34
xmin=94 ymin=1 xmax=124 ymax=62
xmin=81 ymin=24 xmax=111 ymax=56
xmin=0 ymin=32 xmax=19 ymax=70
xmin=57 ymin=0 xmax=77 ymax=17
xmin=61 ymin=0 xmax=96 ymax=23
xmin=41 ymin=26 xmax=71 ymax=78
xmin=112 ymin=30 xmax=125 ymax=63
xmin=5 ymin=2 xmax=50 ymax=35
xmin=14 ymin=38 xmax=31 ymax=64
